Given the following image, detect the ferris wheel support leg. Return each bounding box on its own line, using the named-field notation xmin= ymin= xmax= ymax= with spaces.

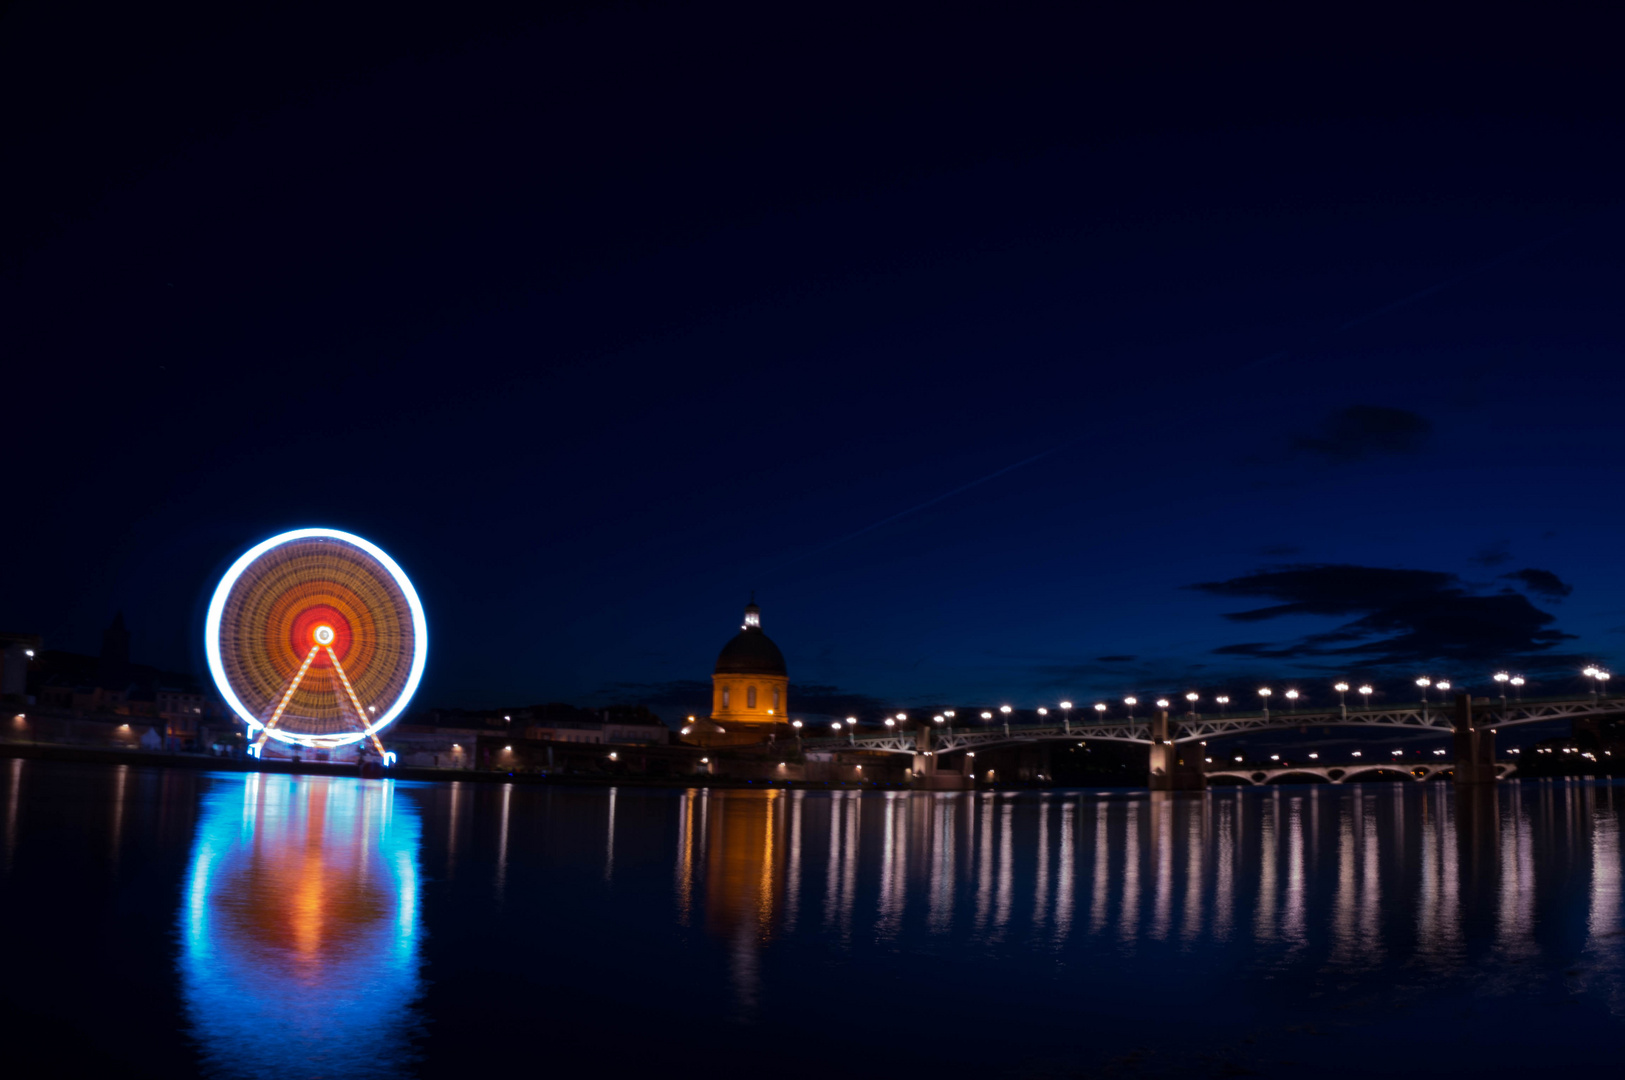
xmin=326 ymin=648 xmax=394 ymax=765
xmin=250 ymin=644 xmax=323 ymax=757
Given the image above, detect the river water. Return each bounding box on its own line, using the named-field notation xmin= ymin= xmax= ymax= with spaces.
xmin=3 ymin=760 xmax=1624 ymax=1077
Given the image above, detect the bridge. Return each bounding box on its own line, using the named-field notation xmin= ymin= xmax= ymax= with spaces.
xmin=801 ymin=693 xmax=1616 ymax=789
xmin=1203 ymin=760 xmax=1515 ymax=786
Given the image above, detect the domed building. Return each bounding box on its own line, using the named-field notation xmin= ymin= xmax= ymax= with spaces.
xmin=684 ymin=597 xmax=788 ymax=745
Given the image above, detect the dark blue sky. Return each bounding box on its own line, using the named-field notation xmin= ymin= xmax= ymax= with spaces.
xmin=5 ymin=2 xmax=1624 ymax=720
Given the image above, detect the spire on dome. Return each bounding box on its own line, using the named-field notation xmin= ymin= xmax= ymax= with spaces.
xmin=742 ymin=595 xmax=761 ymax=630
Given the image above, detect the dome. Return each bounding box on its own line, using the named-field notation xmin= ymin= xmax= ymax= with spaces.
xmin=713 ymin=599 xmax=787 ymax=676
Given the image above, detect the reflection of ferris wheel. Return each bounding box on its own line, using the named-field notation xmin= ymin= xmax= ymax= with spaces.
xmin=205 ymin=528 xmax=427 ymax=761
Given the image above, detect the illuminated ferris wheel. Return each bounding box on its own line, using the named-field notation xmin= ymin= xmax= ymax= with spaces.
xmin=205 ymin=528 xmax=427 ymax=761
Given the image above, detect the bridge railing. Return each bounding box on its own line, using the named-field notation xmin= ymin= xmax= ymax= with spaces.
xmin=795 ymin=694 xmax=1623 ymax=753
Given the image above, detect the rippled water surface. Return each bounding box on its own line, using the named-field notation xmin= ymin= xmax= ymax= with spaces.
xmin=5 ymin=760 xmax=1625 ymax=1077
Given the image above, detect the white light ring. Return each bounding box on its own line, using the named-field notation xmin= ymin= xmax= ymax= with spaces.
xmin=205 ymin=528 xmax=428 ymax=747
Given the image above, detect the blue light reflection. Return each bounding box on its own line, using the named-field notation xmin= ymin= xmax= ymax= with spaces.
xmin=179 ymin=774 xmax=423 ymax=1077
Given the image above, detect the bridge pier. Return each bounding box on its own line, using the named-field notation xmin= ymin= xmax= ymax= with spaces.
xmin=1148 ymin=710 xmax=1205 ymax=791
xmin=911 ymin=721 xmax=973 ymax=790
xmin=1452 ymin=693 xmax=1497 ymax=785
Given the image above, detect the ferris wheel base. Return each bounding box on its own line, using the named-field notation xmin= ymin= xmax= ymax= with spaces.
xmin=245 ymin=738 xmax=396 ymax=772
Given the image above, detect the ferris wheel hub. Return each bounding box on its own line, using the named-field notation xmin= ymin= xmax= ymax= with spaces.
xmin=313 ymin=624 xmax=336 ymax=646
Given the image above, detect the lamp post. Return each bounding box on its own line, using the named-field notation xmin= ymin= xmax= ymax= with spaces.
xmin=1416 ymin=676 xmax=1431 ymax=719
xmin=1358 ymin=684 xmax=1373 ymax=711
xmin=999 ymin=704 xmax=1012 ymax=735
xmin=1186 ymin=691 xmax=1199 ymax=718
xmin=1585 ymin=666 xmax=1603 ymax=703
xmin=1334 ymin=682 xmax=1349 ymax=717
xmin=1124 ymin=696 xmax=1138 ymax=720
xmin=1094 ymin=702 xmax=1108 ymax=723
xmin=1285 ymin=689 xmax=1299 ymax=713
xmin=845 ymin=716 xmax=858 ymax=745
xmin=944 ymin=709 xmax=956 ymax=736
xmin=792 ymin=718 xmax=803 ymax=752
xmin=1510 ymin=675 xmax=1525 ymax=701
xmin=1258 ymin=687 xmax=1272 ymax=717
xmin=1060 ymin=701 xmax=1073 ymax=733
xmin=1216 ymin=695 xmax=1230 ymax=716
xmin=1494 ymin=672 xmax=1510 ymax=711
xmin=1037 ymin=707 xmax=1049 ymax=729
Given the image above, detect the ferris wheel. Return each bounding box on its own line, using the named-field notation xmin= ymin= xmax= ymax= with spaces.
xmin=205 ymin=528 xmax=427 ymax=761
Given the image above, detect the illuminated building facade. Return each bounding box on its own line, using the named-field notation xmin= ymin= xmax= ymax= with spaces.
xmin=708 ymin=598 xmax=788 ymax=732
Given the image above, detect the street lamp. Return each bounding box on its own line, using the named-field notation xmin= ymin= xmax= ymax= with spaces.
xmin=1094 ymin=702 xmax=1108 ymax=719
xmin=1510 ymin=675 xmax=1525 ymax=701
xmin=1186 ymin=691 xmax=1199 ymax=717
xmin=1585 ymin=666 xmax=1607 ymax=702
xmin=1123 ymin=696 xmax=1138 ymax=719
xmin=1494 ymin=671 xmax=1510 ymax=710
xmin=884 ymin=717 xmax=896 ymax=729
xmin=1285 ymin=689 xmax=1299 ymax=712
xmin=1216 ymin=695 xmax=1230 ymax=715
xmin=1334 ymin=682 xmax=1349 ymax=717
xmin=1060 ymin=700 xmax=1073 ymax=732
xmin=1155 ymin=698 xmax=1170 ymax=710
xmin=1416 ymin=676 xmax=1431 ymax=704
xmin=792 ymin=718 xmax=803 ymax=751
xmin=1258 ymin=687 xmax=1272 ymax=716
xmin=1358 ymin=684 xmax=1373 ymax=710
xmin=999 ymin=704 xmax=1012 ymax=735
xmin=1600 ymin=671 xmax=1613 ymax=700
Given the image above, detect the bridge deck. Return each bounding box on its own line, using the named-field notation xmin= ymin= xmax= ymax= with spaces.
xmin=801 ymin=695 xmax=1621 ymax=755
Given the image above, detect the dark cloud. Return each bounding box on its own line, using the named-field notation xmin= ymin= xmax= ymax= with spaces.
xmin=1470 ymin=541 xmax=1512 ymax=567
xmin=1097 ymin=655 xmax=1137 ymax=663
xmin=1501 ymin=568 xmax=1573 ymax=599
xmin=1290 ymin=405 xmax=1431 ymax=463
xmin=1189 ymin=563 xmax=1574 ymax=667
xmin=1257 ymin=544 xmax=1303 ymax=557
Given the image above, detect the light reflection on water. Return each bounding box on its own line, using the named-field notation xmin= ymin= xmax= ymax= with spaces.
xmin=671 ymin=782 xmax=1625 ymax=1045
xmin=11 ymin=763 xmax=1625 ymax=1076
xmin=178 ymin=773 xmax=422 ymax=1079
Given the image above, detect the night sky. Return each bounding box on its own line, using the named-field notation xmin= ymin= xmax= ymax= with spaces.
xmin=6 ymin=3 xmax=1625 ymax=722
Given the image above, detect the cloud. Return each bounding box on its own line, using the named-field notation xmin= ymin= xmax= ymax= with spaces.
xmin=1501 ymin=568 xmax=1573 ymax=600
xmin=1289 ymin=405 xmax=1431 ymax=462
xmin=1470 ymin=541 xmax=1512 ymax=567
xmin=1189 ymin=563 xmax=1574 ymax=668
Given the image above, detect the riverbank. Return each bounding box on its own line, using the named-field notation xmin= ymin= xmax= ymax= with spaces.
xmin=0 ymin=741 xmax=913 ymax=790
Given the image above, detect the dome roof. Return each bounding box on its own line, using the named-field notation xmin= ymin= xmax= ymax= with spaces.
xmin=713 ymin=599 xmax=787 ymax=676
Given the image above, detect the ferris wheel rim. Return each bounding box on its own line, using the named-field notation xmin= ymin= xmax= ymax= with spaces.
xmin=204 ymin=527 xmax=429 ymax=746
